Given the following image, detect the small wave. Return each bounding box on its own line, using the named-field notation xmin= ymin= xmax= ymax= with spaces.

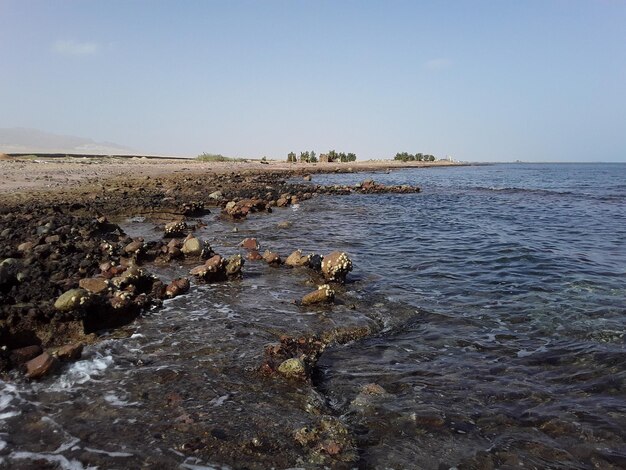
xmin=475 ymin=186 xmax=575 ymax=196
xmin=46 ymin=353 xmax=114 ymax=391
xmin=8 ymin=452 xmax=95 ymax=470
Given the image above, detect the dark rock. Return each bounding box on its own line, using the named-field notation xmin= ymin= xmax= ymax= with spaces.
xmin=9 ymin=345 xmax=43 ymax=366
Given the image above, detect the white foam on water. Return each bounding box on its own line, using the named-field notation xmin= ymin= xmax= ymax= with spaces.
xmin=103 ymin=391 xmax=139 ymax=407
xmin=9 ymin=451 xmax=95 ymax=470
xmin=209 ymin=394 xmax=229 ymax=407
xmin=83 ymin=446 xmax=133 ymax=457
xmin=48 ymin=353 xmax=114 ymax=391
xmin=0 ymin=410 xmax=21 ymax=419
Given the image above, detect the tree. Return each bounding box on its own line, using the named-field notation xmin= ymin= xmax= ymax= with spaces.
xmin=309 ymin=151 xmax=317 ymax=163
xmin=287 ymin=152 xmax=296 ymax=163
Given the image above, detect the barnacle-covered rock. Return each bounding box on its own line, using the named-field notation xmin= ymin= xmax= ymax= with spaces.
xmin=54 ymin=288 xmax=91 ymax=312
xmin=301 ymin=284 xmax=335 ymax=305
xmin=164 ymin=221 xmax=187 ymax=238
xmin=321 ymin=251 xmax=353 ymax=283
xmin=189 ymin=255 xmax=227 ymax=282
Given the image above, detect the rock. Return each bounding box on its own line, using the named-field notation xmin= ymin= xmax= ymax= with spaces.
xmin=54 ymin=288 xmax=91 ymax=312
xmin=79 ymin=277 xmax=109 ymax=294
xmin=181 ymin=236 xmax=203 ymax=257
xmin=303 ymin=174 xmax=312 ymax=181
xmin=225 ymin=254 xmax=244 ymax=278
xmin=0 ymin=263 xmax=16 ymax=286
xmin=44 ymin=234 xmax=61 ymax=244
xmin=262 ymin=250 xmax=281 ymax=266
xmin=285 ymin=250 xmax=310 ymax=267
xmin=276 ymin=221 xmax=292 ymax=229
xmin=17 ymin=241 xmax=35 ymax=253
xmin=164 ymin=221 xmax=187 ymax=237
xmin=276 ymin=197 xmax=289 ymax=207
xmin=277 ymin=358 xmax=306 ymax=379
xmin=25 ymin=352 xmax=58 ymax=379
xmin=124 ymin=240 xmax=144 ymax=255
xmin=9 ymin=345 xmax=43 ymax=366
xmin=189 ymin=255 xmax=226 ymax=282
xmin=308 ymin=254 xmax=323 ymax=271
xmin=301 ymin=285 xmax=335 ymax=305
xmin=247 ymin=250 xmax=263 ymax=261
xmin=321 ymin=251 xmax=353 ymax=283
xmin=165 ymin=278 xmax=190 ymax=298
xmin=240 ymin=238 xmax=259 ymax=251
xmin=56 ymin=343 xmax=84 ymax=361
xmin=208 ymin=190 xmax=223 ymax=200
xmin=360 ymin=383 xmax=387 ymax=395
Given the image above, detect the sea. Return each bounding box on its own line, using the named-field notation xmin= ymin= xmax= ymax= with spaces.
xmin=1 ymin=163 xmax=624 ymax=469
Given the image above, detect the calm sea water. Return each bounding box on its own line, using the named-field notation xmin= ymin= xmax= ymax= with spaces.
xmin=1 ymin=163 xmax=624 ymax=469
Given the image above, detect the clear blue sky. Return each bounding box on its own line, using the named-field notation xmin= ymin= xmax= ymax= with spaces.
xmin=1 ymin=0 xmax=625 ymax=161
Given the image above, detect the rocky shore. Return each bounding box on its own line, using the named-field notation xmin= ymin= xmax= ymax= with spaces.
xmin=0 ymin=163 xmax=418 ymax=379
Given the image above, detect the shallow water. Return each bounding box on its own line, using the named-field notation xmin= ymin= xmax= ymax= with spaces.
xmin=1 ymin=163 xmax=625 ymax=469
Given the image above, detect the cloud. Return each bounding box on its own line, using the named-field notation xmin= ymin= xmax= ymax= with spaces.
xmin=53 ymin=40 xmax=98 ymax=57
xmin=424 ymin=58 xmax=452 ymax=71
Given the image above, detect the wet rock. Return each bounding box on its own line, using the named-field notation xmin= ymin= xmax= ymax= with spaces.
xmin=9 ymin=345 xmax=43 ymax=366
xmin=54 ymin=288 xmax=91 ymax=312
xmin=246 ymin=250 xmax=263 ymax=261
xmin=164 ymin=221 xmax=187 ymax=237
xmin=124 ymin=239 xmax=144 ymax=255
xmin=301 ymin=285 xmax=335 ymax=305
xmin=166 ymin=278 xmax=190 ymax=298
xmin=79 ymin=277 xmax=109 ymax=294
xmin=321 ymin=251 xmax=353 ymax=283
xmin=276 ymin=221 xmax=292 ymax=229
xmin=276 ymin=197 xmax=289 ymax=207
xmin=225 ymin=254 xmax=244 ymax=278
xmin=285 ymin=249 xmax=310 ymax=267
xmin=308 ymin=254 xmax=323 ymax=271
xmin=25 ymin=352 xmax=58 ymax=379
xmin=56 ymin=343 xmax=83 ymax=361
xmin=360 ymin=383 xmax=387 ymax=395
xmin=189 ymin=255 xmax=227 ymax=282
xmin=262 ymin=250 xmax=281 ymax=266
xmin=240 ymin=237 xmax=259 ymax=251
xmin=277 ymin=358 xmax=306 ymax=379
xmin=181 ymin=236 xmax=203 ymax=257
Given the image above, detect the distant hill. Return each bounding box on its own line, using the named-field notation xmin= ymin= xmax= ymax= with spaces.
xmin=0 ymin=128 xmax=136 ymax=155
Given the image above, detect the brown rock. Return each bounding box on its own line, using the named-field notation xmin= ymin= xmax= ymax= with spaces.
xmin=285 ymin=249 xmax=310 ymax=267
xmin=44 ymin=234 xmax=60 ymax=244
xmin=301 ymin=285 xmax=335 ymax=305
xmin=79 ymin=277 xmax=109 ymax=294
xmin=166 ymin=278 xmax=190 ymax=298
xmin=57 ymin=343 xmax=84 ymax=361
xmin=276 ymin=197 xmax=289 ymax=207
xmin=10 ymin=345 xmax=43 ymax=366
xmin=181 ymin=236 xmax=203 ymax=257
xmin=25 ymin=352 xmax=58 ymax=379
xmin=247 ymin=250 xmax=263 ymax=261
xmin=240 ymin=238 xmax=259 ymax=251
xmin=262 ymin=250 xmax=281 ymax=266
xmin=225 ymin=254 xmax=244 ymax=277
xmin=321 ymin=251 xmax=353 ymax=283
xmin=17 ymin=241 xmax=35 ymax=253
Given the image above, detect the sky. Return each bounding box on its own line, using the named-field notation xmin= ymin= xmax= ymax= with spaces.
xmin=1 ymin=0 xmax=625 ymax=162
